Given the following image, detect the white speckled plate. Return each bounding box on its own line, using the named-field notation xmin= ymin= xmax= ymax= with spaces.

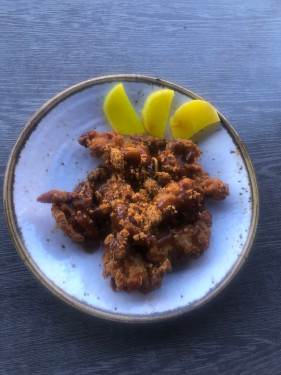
xmin=4 ymin=75 xmax=259 ymax=322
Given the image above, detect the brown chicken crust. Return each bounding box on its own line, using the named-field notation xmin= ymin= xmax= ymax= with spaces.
xmin=147 ymin=210 xmax=212 ymax=264
xmin=38 ymin=131 xmax=229 ymax=293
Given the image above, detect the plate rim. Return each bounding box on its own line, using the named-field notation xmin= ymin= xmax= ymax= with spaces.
xmin=3 ymin=74 xmax=259 ymax=323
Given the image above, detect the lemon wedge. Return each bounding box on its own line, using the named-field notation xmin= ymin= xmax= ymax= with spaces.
xmin=103 ymin=83 xmax=144 ymax=135
xmin=170 ymin=99 xmax=220 ymax=139
xmin=141 ymin=89 xmax=174 ymax=137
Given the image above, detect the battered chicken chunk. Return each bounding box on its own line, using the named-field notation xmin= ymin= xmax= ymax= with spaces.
xmin=78 ymin=130 xmax=124 ymax=159
xmin=158 ymin=139 xmax=201 ymax=178
xmin=184 ymin=163 xmax=229 ymax=200
xmin=127 ymin=134 xmax=167 ymax=156
xmin=38 ymin=131 xmax=230 ymax=293
xmin=201 ymin=178 xmax=230 ymax=200
xmin=147 ymin=211 xmax=212 ymax=264
xmin=38 ymin=181 xmax=99 ymax=243
xmin=153 ymin=178 xmax=203 ymax=217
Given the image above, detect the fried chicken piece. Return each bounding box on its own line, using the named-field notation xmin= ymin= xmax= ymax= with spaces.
xmin=110 ymin=203 xmax=137 ymax=234
xmin=72 ymin=181 xmax=94 ymax=209
xmin=37 ymin=181 xmax=94 ymax=207
xmin=87 ymin=165 xmax=111 ymax=183
xmin=103 ymin=229 xmax=130 ymax=260
xmin=79 ymin=131 xmax=159 ymax=191
xmin=99 ymin=176 xmax=134 ymax=204
xmin=78 ymin=130 xmax=124 ymax=159
xmin=79 ymin=130 xmax=152 ymax=169
xmin=153 ymin=178 xmax=204 ymax=217
xmin=147 ymin=210 xmax=212 ymax=264
xmin=127 ymin=134 xmax=167 ymax=156
xmin=79 ymin=132 xmax=160 ymax=189
xmin=157 ymin=139 xmax=201 ymax=179
xmin=110 ymin=201 xmax=162 ymax=241
xmin=106 ymin=178 xmax=203 ymax=250
xmin=183 ymin=163 xmax=207 ymax=181
xmin=103 ymin=222 xmax=173 ymax=293
xmin=51 ymin=203 xmax=99 ymax=243
xmin=167 ymin=139 xmax=201 ymax=161
xmin=103 ymin=178 xmax=203 ymax=245
xmin=147 ymin=259 xmax=172 ymax=292
xmin=72 ymin=209 xmax=99 ymax=241
xmin=38 ymin=181 xmax=98 ymax=243
xmin=102 ymin=250 xmax=148 ymax=292
xmin=102 ymin=247 xmax=172 ymax=293
xmin=108 ymin=144 xmax=153 ymax=172
xmin=51 ymin=203 xmax=85 ymax=242
xmin=37 ymin=190 xmax=79 ymax=204
xmin=122 ymin=144 xmax=152 ymax=167
xmin=90 ymin=176 xmax=134 ymax=220
xmin=184 ymin=163 xmax=229 ymax=200
xmin=201 ymin=178 xmax=230 ymax=200
xmin=108 ymin=145 xmax=153 ymax=189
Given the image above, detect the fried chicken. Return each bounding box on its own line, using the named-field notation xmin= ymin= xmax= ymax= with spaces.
xmin=153 ymin=178 xmax=203 ymax=218
xmin=157 ymin=139 xmax=201 ymax=179
xmin=183 ymin=163 xmax=229 ymax=200
xmin=38 ymin=131 xmax=230 ymax=293
xmin=147 ymin=210 xmax=212 ymax=264
xmin=78 ymin=130 xmax=124 ymax=159
xmin=38 ymin=181 xmax=99 ymax=243
xmin=79 ymin=130 xmax=152 ymax=169
xmin=37 ymin=189 xmax=79 ymax=204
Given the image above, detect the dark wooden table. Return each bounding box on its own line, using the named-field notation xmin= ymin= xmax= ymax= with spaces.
xmin=1 ymin=2 xmax=281 ymax=374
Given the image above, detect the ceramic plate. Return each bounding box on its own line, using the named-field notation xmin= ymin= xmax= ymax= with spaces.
xmin=4 ymin=75 xmax=259 ymax=322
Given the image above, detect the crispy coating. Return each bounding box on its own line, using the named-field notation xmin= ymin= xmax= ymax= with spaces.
xmin=37 ymin=189 xmax=79 ymax=204
xmin=103 ymin=249 xmax=172 ymax=293
xmin=201 ymin=178 xmax=230 ymax=200
xmin=99 ymin=176 xmax=134 ymax=204
xmin=110 ymin=201 xmax=162 ymax=241
xmin=153 ymin=178 xmax=203 ymax=218
xmin=38 ymin=131 xmax=229 ymax=293
xmin=143 ymin=178 xmax=161 ymax=197
xmin=147 ymin=211 xmax=212 ymax=264
xmin=51 ymin=204 xmax=85 ymax=242
xmin=158 ymin=139 xmax=201 ymax=179
xmin=183 ymin=163 xmax=229 ymax=200
xmin=51 ymin=203 xmax=99 ymax=243
xmin=78 ymin=130 xmax=124 ymax=159
xmin=79 ymin=131 xmax=152 ymax=171
xmin=87 ymin=165 xmax=111 ymax=183
xmin=127 ymin=134 xmax=167 ymax=156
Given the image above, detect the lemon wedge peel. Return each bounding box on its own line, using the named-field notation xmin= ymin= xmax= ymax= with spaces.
xmin=103 ymin=83 xmax=144 ymax=135
xmin=141 ymin=89 xmax=174 ymax=137
xmin=170 ymin=99 xmax=220 ymax=139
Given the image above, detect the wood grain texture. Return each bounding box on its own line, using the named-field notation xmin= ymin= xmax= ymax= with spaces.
xmin=1 ymin=0 xmax=281 ymax=374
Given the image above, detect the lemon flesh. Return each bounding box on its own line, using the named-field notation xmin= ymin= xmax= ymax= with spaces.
xmin=103 ymin=83 xmax=144 ymax=135
xmin=170 ymin=99 xmax=220 ymax=139
xmin=142 ymin=89 xmax=174 ymax=137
